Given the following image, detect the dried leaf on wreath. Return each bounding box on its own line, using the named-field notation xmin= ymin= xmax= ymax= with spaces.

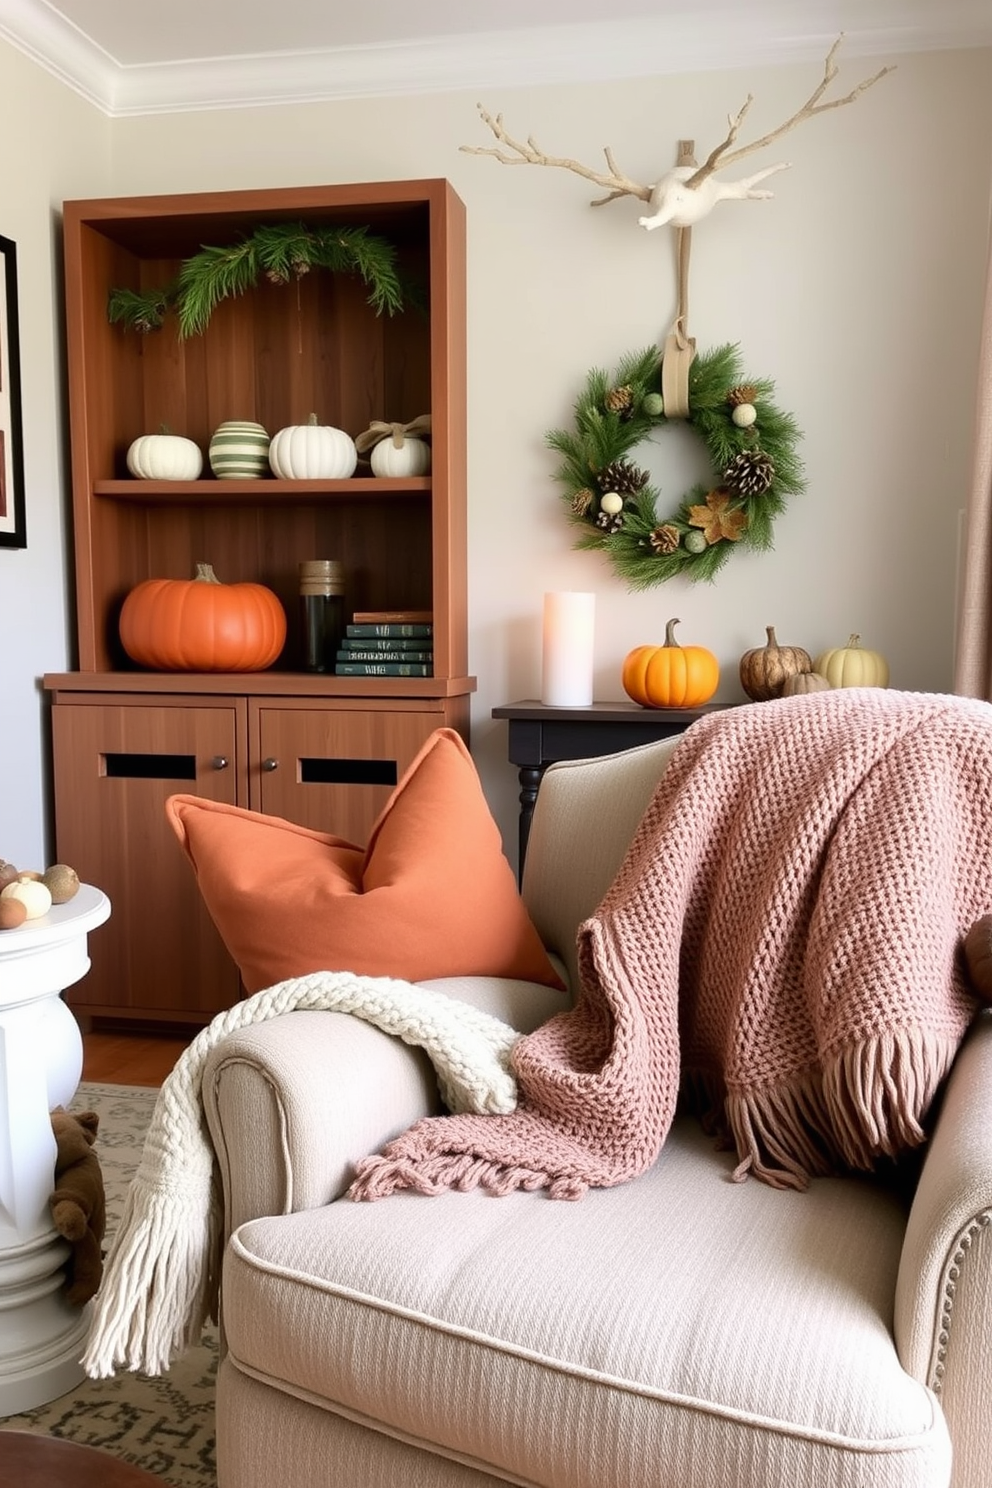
xmin=687 ymin=488 xmax=748 ymax=545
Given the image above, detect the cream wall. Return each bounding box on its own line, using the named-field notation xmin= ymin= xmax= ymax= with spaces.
xmin=0 ymin=42 xmax=110 ymax=867
xmin=1 ymin=42 xmax=991 ymax=867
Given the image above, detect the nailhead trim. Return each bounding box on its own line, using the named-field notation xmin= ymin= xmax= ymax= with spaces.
xmin=930 ymin=1209 xmax=992 ymax=1394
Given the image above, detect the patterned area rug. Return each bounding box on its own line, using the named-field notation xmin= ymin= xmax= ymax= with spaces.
xmin=2 ymin=1082 xmax=217 ymax=1488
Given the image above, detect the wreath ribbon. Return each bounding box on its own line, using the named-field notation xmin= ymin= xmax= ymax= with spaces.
xmin=660 ymin=140 xmax=699 ymax=419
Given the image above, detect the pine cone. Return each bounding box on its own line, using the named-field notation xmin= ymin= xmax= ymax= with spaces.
xmin=723 ymin=449 xmax=775 ymax=497
xmin=597 ymin=459 xmax=649 ymax=496
xmin=604 ymin=384 xmax=635 ymax=419
xmin=595 ymin=509 xmax=625 ymax=534
xmin=649 ymin=524 xmax=681 ymax=555
xmin=571 ymin=488 xmax=594 ymax=518
xmin=727 ymin=384 xmax=757 ymax=408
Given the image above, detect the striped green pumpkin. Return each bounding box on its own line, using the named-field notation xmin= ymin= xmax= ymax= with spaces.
xmin=209 ymin=420 xmax=270 ymax=479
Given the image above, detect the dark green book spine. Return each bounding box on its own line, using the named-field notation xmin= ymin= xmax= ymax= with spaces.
xmin=336 ymin=649 xmax=433 ymax=663
xmin=334 ymin=662 xmax=434 ymax=677
xmin=337 ymin=635 xmax=433 ymax=652
xmin=346 ymin=623 xmax=434 ymax=639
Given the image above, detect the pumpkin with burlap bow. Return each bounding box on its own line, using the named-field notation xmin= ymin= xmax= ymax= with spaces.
xmin=355 ymin=415 xmax=432 ymax=477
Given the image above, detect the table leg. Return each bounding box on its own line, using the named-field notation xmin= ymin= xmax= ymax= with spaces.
xmin=517 ymin=766 xmax=544 ymax=883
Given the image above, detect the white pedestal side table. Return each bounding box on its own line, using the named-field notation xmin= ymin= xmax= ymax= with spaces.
xmin=0 ymin=883 xmax=110 ymax=1413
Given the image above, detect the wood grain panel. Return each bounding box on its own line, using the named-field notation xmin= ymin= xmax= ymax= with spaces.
xmin=252 ymin=703 xmax=447 ymax=841
xmin=51 ymin=701 xmax=246 ymax=1017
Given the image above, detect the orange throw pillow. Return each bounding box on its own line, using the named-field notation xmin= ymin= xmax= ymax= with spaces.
xmin=165 ymin=728 xmax=563 ymax=994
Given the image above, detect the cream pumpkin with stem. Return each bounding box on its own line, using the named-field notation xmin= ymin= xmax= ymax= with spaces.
xmin=126 ymin=429 xmax=203 ymax=481
xmin=268 ymin=414 xmax=358 ymax=480
xmin=813 ymin=634 xmax=889 ymax=688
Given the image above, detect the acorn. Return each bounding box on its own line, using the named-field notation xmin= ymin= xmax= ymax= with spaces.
xmin=0 ymin=897 xmax=27 ymax=930
xmin=42 ymin=863 xmax=80 ymax=904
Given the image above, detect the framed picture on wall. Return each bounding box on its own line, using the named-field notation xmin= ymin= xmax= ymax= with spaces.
xmin=0 ymin=233 xmax=25 ymax=549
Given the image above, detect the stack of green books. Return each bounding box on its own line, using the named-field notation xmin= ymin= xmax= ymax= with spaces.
xmin=335 ymin=611 xmax=434 ymax=676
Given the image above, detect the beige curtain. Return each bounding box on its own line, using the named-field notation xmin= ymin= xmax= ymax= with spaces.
xmin=954 ymin=236 xmax=992 ymax=699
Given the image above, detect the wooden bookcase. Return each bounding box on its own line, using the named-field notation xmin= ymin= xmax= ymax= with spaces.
xmin=44 ymin=179 xmax=474 ymax=1026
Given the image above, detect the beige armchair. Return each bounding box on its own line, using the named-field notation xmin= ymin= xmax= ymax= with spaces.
xmin=202 ymin=734 xmax=992 ymax=1488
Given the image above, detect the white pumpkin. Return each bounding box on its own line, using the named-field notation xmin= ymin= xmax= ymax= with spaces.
xmin=370 ymin=435 xmax=431 ymax=478
xmin=127 ymin=433 xmax=203 ymax=481
xmin=269 ymin=414 xmax=358 ymax=480
xmin=1 ymin=876 xmax=52 ymax=920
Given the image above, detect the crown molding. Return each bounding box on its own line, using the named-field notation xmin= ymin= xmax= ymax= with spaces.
xmin=0 ymin=0 xmax=990 ymax=117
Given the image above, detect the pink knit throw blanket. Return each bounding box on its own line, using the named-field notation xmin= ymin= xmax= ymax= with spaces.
xmin=350 ymin=689 xmax=992 ymax=1200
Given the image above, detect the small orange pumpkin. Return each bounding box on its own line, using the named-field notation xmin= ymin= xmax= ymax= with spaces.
xmin=119 ymin=562 xmax=286 ymax=672
xmin=622 ymin=618 xmax=720 ymax=709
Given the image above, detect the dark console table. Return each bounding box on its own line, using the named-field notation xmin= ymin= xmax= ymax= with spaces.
xmin=492 ymin=699 xmax=727 ymax=873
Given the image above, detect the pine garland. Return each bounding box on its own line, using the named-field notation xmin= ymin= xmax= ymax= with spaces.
xmin=108 ymin=222 xmax=406 ymax=339
xmin=546 ymin=343 xmax=805 ymax=588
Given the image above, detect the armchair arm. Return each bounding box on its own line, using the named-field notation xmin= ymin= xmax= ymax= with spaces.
xmin=202 ymin=1009 xmax=440 ymax=1237
xmin=895 ymin=1011 xmax=992 ymax=1488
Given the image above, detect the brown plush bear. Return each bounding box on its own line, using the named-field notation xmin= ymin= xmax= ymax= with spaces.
xmin=49 ymin=1108 xmax=106 ymax=1306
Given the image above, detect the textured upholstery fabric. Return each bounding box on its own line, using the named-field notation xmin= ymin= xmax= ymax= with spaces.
xmin=895 ymin=1012 xmax=992 ymax=1488
xmin=221 ymin=1117 xmax=949 ymax=1488
xmin=168 ymin=728 xmax=563 ymax=992
xmin=521 ymin=736 xmax=682 ymax=992
xmin=218 ymin=1363 xmax=510 ymax=1488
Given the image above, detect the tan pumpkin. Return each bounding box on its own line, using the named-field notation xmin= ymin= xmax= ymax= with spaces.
xmin=813 ymin=634 xmax=889 ymax=689
xmin=621 ymin=618 xmax=720 ymax=709
xmin=739 ymin=626 xmax=813 ymax=701
xmin=119 ymin=562 xmax=286 ymax=672
xmin=782 ymin=670 xmax=832 ymax=697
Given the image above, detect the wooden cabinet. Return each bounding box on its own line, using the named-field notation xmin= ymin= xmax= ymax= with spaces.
xmin=45 ymin=179 xmax=474 ymax=1026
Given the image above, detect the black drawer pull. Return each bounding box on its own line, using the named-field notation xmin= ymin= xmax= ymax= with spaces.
xmin=103 ymin=753 xmax=196 ymax=780
xmin=299 ymin=758 xmax=398 ymax=787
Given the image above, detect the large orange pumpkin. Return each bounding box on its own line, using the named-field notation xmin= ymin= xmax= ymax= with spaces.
xmin=119 ymin=563 xmax=286 ymax=671
xmin=621 ymin=618 xmax=720 ymax=709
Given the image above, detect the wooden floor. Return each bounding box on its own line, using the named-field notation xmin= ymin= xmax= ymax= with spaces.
xmin=81 ymin=1030 xmax=193 ymax=1086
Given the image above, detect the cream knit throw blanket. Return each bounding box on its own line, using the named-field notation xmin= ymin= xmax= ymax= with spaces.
xmin=351 ymin=688 xmax=992 ymax=1202
xmin=82 ymin=970 xmax=522 ymax=1378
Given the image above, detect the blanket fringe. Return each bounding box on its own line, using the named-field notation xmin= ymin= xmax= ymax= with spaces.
xmin=723 ymin=1072 xmax=837 ymax=1191
xmin=81 ymin=1133 xmax=219 ymax=1378
xmin=820 ymin=1028 xmax=959 ymax=1168
xmin=687 ymin=1027 xmax=960 ymax=1188
xmin=349 ymin=1151 xmax=585 ymax=1202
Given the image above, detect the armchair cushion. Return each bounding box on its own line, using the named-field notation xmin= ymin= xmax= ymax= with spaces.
xmin=221 ymin=1117 xmax=950 ymax=1488
xmin=167 ymin=728 xmax=563 ymax=994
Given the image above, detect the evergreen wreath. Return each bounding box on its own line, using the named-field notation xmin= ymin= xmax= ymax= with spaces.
xmin=107 ymin=222 xmax=406 ymax=339
xmin=547 ymin=343 xmax=805 ymax=588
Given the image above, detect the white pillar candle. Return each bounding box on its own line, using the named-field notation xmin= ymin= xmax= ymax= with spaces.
xmin=541 ymin=591 xmax=595 ymax=707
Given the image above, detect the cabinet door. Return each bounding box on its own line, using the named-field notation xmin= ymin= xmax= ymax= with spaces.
xmin=50 ymin=702 xmax=245 ymax=1020
xmin=253 ymin=706 xmax=443 ymax=844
